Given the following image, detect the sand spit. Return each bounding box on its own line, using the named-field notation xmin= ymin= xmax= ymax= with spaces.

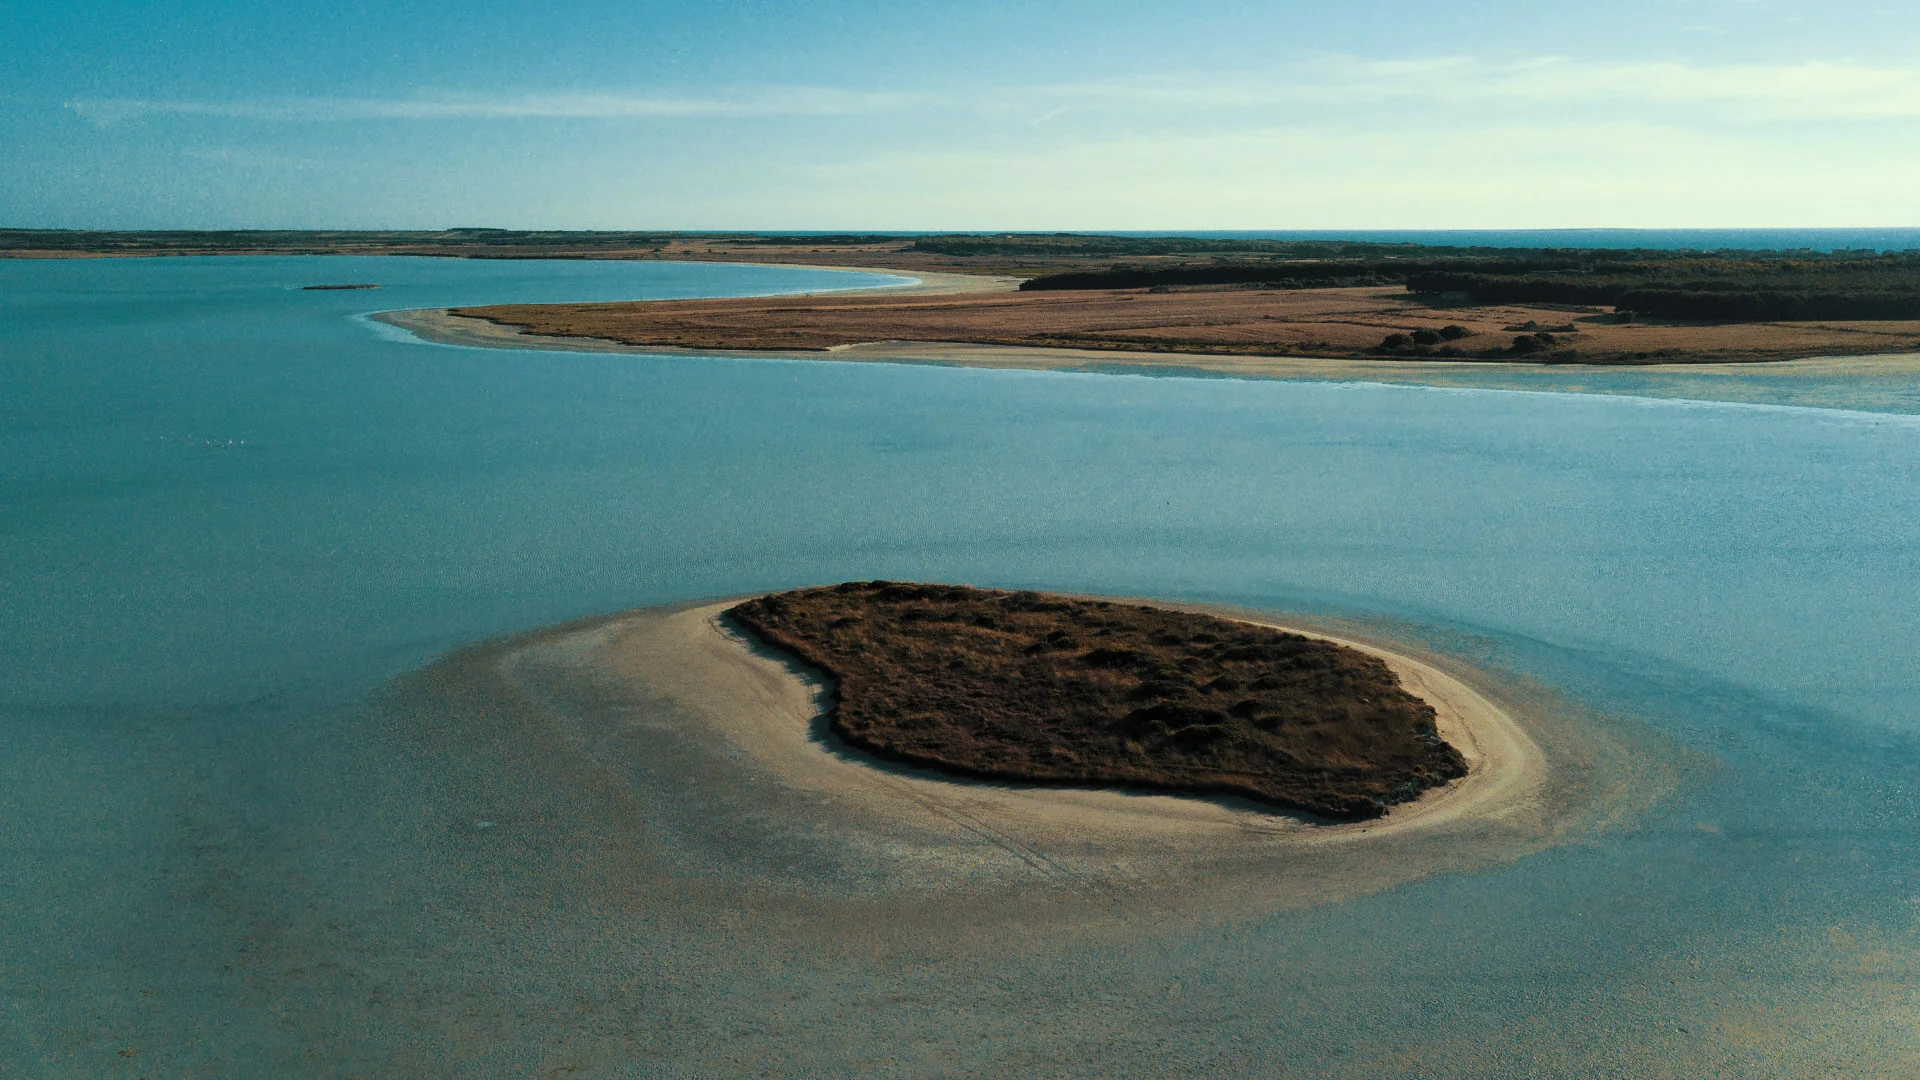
xmin=392 ymin=597 xmax=1664 ymax=930
xmin=369 ymin=258 xmax=1920 ymax=387
xmin=428 ymin=278 xmax=1920 ymax=362
xmin=372 ymin=304 xmax=1920 ymax=396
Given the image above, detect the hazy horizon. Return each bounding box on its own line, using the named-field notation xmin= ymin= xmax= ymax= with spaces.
xmin=5 ymin=0 xmax=1919 ymax=231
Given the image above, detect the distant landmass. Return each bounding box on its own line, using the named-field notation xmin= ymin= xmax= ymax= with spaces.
xmin=15 ymin=228 xmax=1919 ymax=365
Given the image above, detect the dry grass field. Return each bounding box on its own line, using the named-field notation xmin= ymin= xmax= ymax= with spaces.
xmin=455 ymin=285 xmax=1920 ymax=364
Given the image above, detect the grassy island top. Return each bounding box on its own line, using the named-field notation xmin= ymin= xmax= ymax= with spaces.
xmin=728 ymin=583 xmax=1467 ymax=820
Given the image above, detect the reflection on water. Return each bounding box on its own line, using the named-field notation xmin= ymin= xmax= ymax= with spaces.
xmin=3 ymin=257 xmax=1918 ymax=1077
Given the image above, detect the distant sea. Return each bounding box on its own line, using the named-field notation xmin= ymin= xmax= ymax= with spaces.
xmin=1114 ymin=227 xmax=1920 ymax=252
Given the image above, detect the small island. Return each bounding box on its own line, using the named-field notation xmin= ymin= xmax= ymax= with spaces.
xmin=728 ymin=582 xmax=1468 ymax=820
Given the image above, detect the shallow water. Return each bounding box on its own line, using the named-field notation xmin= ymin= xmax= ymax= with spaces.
xmin=3 ymin=257 xmax=1919 ymax=1077
xmin=1223 ymin=360 xmax=1920 ymax=416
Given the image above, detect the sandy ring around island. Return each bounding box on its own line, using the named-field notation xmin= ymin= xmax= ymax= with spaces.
xmin=592 ymin=600 xmax=1545 ymax=851
xmin=428 ymin=594 xmax=1668 ymax=920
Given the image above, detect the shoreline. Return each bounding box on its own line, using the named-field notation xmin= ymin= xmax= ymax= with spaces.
xmin=373 ymin=302 xmax=1920 ymax=391
xmin=381 ymin=588 xmax=1676 ymax=927
xmin=363 ymin=258 xmax=1920 ymax=400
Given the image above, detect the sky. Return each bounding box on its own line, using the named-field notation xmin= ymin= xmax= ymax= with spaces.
xmin=3 ymin=0 xmax=1918 ymax=229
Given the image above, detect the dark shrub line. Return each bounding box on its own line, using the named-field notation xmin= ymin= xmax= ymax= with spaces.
xmin=1404 ymin=270 xmax=1920 ymax=321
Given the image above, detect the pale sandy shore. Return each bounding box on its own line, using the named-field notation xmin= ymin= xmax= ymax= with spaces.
xmin=369 ymin=258 xmax=1920 ymax=399
xmin=625 ymin=601 xmax=1541 ymax=849
xmin=417 ymin=596 xmax=1669 ymax=925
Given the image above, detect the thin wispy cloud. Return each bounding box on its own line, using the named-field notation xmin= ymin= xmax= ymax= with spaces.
xmin=1473 ymin=58 xmax=1920 ymax=119
xmin=65 ymin=57 xmax=1920 ymax=132
xmin=1032 ymin=57 xmax=1920 ymax=121
xmin=791 ymin=115 xmax=1920 ymax=229
xmin=68 ymin=88 xmax=924 ymax=126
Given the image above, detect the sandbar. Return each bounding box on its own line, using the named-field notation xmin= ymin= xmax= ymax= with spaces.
xmin=372 ymin=284 xmax=1920 ymax=416
xmin=391 ymin=590 xmax=1683 ymax=930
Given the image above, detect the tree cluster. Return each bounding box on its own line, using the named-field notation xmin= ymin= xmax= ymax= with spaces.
xmin=1374 ymin=325 xmax=1475 ymax=355
xmin=1405 ymin=257 xmax=1920 ymax=322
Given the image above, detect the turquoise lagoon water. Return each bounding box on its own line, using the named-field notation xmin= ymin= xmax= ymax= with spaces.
xmin=4 ymin=257 xmax=1919 ymax=1076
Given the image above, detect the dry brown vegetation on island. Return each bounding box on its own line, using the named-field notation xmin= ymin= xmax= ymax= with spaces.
xmin=728 ymin=582 xmax=1468 ymax=820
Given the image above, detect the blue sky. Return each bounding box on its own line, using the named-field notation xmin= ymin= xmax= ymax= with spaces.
xmin=4 ymin=0 xmax=1918 ymax=229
